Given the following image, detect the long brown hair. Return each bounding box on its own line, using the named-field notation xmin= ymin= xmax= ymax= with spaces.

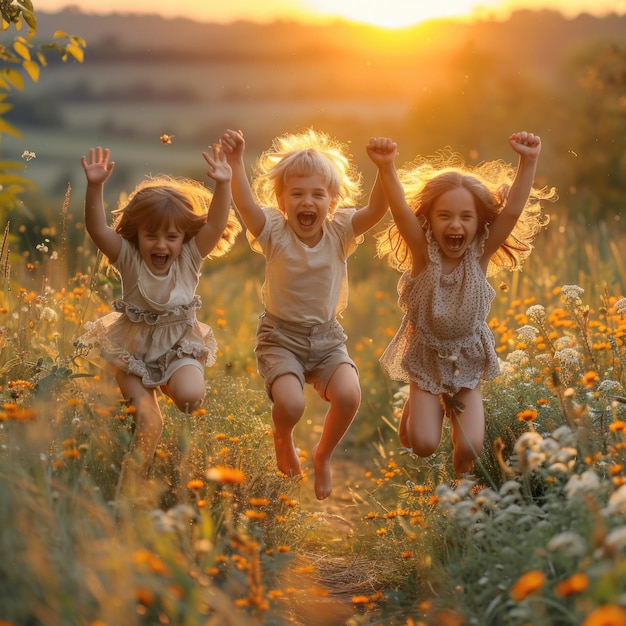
xmin=377 ymin=150 xmax=557 ymax=275
xmin=112 ymin=175 xmax=240 ymax=258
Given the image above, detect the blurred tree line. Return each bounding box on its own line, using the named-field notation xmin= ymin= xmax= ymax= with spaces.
xmin=1 ymin=6 xmax=625 ymax=277
xmin=397 ymin=37 xmax=626 ymax=226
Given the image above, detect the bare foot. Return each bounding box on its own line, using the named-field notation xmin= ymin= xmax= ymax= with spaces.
xmin=274 ymin=432 xmax=302 ymax=477
xmin=312 ymin=444 xmax=332 ymax=500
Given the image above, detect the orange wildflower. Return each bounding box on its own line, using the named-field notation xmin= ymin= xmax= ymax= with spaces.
xmin=510 ymin=570 xmax=545 ymax=601
xmin=581 ymin=371 xmax=600 ymax=387
xmin=245 ymin=510 xmax=267 ymax=520
xmin=554 ymin=572 xmax=589 ymax=597
xmin=206 ymin=465 xmax=246 ymax=484
xmin=582 ymin=605 xmax=626 ymax=626
xmin=248 ymin=497 xmax=270 ymax=507
xmin=517 ymin=409 xmax=538 ymax=423
xmin=352 ymin=595 xmax=370 ymax=604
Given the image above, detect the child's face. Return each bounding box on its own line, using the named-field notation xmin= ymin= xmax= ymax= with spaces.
xmin=277 ymin=173 xmax=335 ymax=247
xmin=429 ymin=186 xmax=479 ymax=264
xmin=137 ymin=221 xmax=185 ymax=275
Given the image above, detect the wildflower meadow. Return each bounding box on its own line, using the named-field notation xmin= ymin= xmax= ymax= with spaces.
xmin=2 ymin=183 xmax=626 ymax=626
xmin=3 ymin=5 xmax=626 ymax=625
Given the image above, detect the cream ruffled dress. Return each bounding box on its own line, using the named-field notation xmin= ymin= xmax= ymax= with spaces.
xmin=78 ymin=238 xmax=217 ymax=387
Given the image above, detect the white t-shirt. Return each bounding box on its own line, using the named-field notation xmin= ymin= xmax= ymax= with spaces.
xmin=247 ymin=208 xmax=362 ymax=325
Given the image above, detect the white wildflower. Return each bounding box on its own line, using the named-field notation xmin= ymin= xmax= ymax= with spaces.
xmin=516 ymin=324 xmax=540 ymax=343
xmin=597 ymin=379 xmax=624 ymax=399
xmin=552 ymin=446 xmax=578 ymax=466
xmin=554 ymin=336 xmax=577 ymax=351
xmin=499 ymin=480 xmax=523 ymax=498
xmin=539 ymin=437 xmax=561 ymax=459
xmin=450 ymin=500 xmax=484 ymax=528
xmin=555 ymin=347 xmax=581 ymax=371
xmin=551 ymin=425 xmax=577 ymax=446
xmin=514 ymin=431 xmax=543 ymax=454
xmin=561 ymin=284 xmax=585 ymax=305
xmin=36 ymin=243 xmax=49 ymax=253
xmin=474 ymin=488 xmax=501 ymax=510
xmin=535 ymin=354 xmax=552 ymax=366
xmin=524 ymin=450 xmax=547 ymax=472
xmin=604 ymin=526 xmax=626 ymax=552
xmin=513 ymin=433 xmax=546 ymax=474
xmin=564 ymin=470 xmax=600 ymax=499
xmin=507 ymin=349 xmax=530 ymax=366
xmin=547 ymin=531 xmax=587 ymax=557
xmin=435 ymin=483 xmax=461 ymax=508
xmin=606 ymin=484 xmax=626 ymax=515
xmin=614 ymin=298 xmax=626 ymax=316
xmin=548 ymin=462 xmax=573 ymax=475
xmin=526 ymin=304 xmax=546 ymax=324
xmin=40 ymin=307 xmax=58 ymax=323
xmin=21 ymin=150 xmax=36 ymax=161
xmin=454 ymin=477 xmax=477 ymax=499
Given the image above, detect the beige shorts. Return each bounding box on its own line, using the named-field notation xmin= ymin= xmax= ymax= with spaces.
xmin=255 ymin=311 xmax=357 ymax=401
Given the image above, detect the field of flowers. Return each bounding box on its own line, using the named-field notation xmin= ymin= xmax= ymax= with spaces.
xmin=2 ymin=198 xmax=626 ymax=626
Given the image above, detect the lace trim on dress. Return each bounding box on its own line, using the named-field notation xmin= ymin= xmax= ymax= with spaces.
xmin=112 ymin=294 xmax=202 ymax=326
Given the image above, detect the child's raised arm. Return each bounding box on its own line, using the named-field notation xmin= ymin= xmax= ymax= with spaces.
xmin=81 ymin=146 xmax=122 ymax=263
xmin=366 ymin=137 xmax=425 ymax=256
xmin=351 ymin=141 xmax=389 ymax=238
xmin=195 ymin=143 xmax=234 ymax=258
xmin=220 ymin=129 xmax=266 ymax=238
xmin=483 ymin=131 xmax=542 ymax=258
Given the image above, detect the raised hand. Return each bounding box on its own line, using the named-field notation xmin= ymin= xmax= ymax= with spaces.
xmin=202 ymin=143 xmax=232 ymax=184
xmin=81 ymin=146 xmax=115 ymax=185
xmin=366 ymin=137 xmax=398 ymax=166
xmin=509 ymin=131 xmax=542 ymax=159
xmin=219 ymin=129 xmax=245 ymax=164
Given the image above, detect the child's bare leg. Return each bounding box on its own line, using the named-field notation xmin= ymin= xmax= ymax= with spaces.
xmin=450 ymin=387 xmax=485 ymax=477
xmin=270 ymin=374 xmax=305 ymax=477
xmin=166 ymin=365 xmax=207 ymax=500
xmin=166 ymin=365 xmax=206 ymax=413
xmin=406 ymin=382 xmax=445 ymax=458
xmin=115 ymin=371 xmax=164 ymax=493
xmin=312 ymin=364 xmax=361 ymax=500
xmin=398 ymin=399 xmax=410 ymax=448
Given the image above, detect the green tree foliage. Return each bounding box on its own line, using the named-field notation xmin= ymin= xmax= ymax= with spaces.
xmin=559 ymin=42 xmax=626 ymax=220
xmin=0 ymin=0 xmax=85 ymax=212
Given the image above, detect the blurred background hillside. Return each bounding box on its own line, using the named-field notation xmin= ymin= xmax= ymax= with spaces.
xmin=7 ymin=9 xmax=625 ymax=211
xmin=3 ymin=7 xmax=626 ymax=295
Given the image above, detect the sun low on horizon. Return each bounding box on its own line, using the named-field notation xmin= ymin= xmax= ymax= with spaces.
xmin=304 ymin=0 xmax=504 ymax=28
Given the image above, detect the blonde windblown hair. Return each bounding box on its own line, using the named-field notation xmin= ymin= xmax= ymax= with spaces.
xmin=250 ymin=129 xmax=362 ymax=215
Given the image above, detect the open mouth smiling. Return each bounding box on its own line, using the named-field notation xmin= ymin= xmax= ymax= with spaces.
xmin=152 ymin=253 xmax=169 ymax=268
xmin=298 ymin=211 xmax=316 ymax=227
xmin=444 ymin=234 xmax=464 ymax=251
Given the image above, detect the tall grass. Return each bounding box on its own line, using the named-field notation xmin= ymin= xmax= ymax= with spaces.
xmin=2 ymin=200 xmax=626 ymax=626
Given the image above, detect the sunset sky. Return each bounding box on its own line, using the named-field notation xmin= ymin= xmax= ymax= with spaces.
xmin=34 ymin=0 xmax=625 ymax=28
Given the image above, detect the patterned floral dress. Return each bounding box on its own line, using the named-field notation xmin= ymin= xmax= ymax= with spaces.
xmin=380 ymin=228 xmax=500 ymax=397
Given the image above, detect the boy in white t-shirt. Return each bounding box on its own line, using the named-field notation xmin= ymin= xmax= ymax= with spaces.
xmin=220 ymin=128 xmax=388 ymax=499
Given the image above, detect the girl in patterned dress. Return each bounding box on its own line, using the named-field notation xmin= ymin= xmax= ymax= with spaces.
xmin=79 ymin=145 xmax=241 ymax=488
xmin=367 ymin=133 xmax=556 ymax=477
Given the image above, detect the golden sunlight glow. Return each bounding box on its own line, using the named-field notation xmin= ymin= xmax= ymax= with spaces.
xmin=305 ymin=0 xmax=503 ymax=28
